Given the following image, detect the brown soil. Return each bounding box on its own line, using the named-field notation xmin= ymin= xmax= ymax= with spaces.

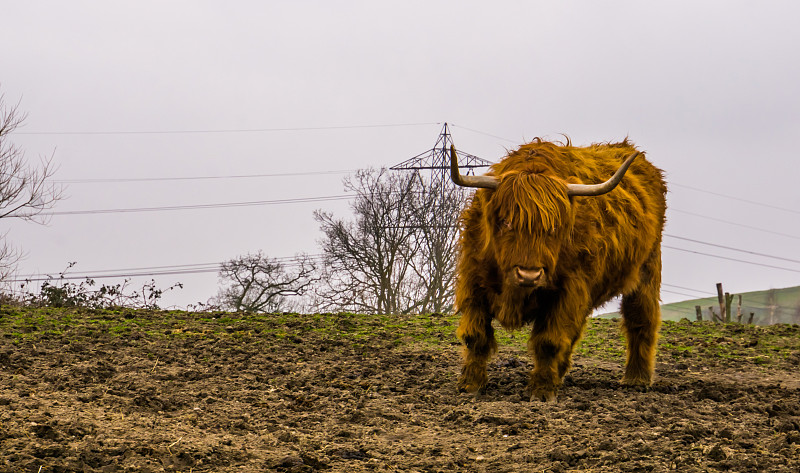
xmin=0 ymin=309 xmax=798 ymax=472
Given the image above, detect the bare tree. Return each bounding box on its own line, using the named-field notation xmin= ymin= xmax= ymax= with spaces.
xmin=0 ymin=88 xmax=63 ymax=280
xmin=314 ymin=168 xmax=469 ymax=314
xmin=315 ymin=168 xmax=421 ymax=314
xmin=0 ymin=236 xmax=19 ymax=283
xmin=214 ymin=252 xmax=317 ymax=313
xmin=406 ymin=179 xmax=469 ymax=313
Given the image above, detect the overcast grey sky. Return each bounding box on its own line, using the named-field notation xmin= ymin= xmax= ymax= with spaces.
xmin=2 ymin=1 xmax=799 ymax=309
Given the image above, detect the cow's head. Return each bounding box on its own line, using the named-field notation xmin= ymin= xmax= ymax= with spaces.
xmin=451 ymin=145 xmax=638 ymax=290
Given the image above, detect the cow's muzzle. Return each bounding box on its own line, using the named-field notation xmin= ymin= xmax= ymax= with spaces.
xmin=514 ymin=266 xmax=544 ymax=287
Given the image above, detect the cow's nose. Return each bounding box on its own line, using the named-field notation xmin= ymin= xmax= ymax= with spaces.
xmin=514 ymin=266 xmax=543 ymax=285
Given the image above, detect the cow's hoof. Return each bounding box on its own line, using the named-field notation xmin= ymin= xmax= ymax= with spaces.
xmin=622 ymin=372 xmax=653 ymax=388
xmin=622 ymin=377 xmax=652 ymax=393
xmin=458 ymin=364 xmax=487 ymax=393
xmin=528 ymin=385 xmax=557 ymax=402
xmin=624 ymin=384 xmax=650 ymax=393
xmin=457 ymin=376 xmax=485 ymax=393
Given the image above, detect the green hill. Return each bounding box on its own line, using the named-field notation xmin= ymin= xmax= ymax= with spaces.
xmin=598 ymin=285 xmax=800 ymax=325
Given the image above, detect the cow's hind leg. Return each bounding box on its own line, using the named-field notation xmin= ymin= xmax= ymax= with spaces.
xmin=456 ymin=308 xmax=496 ymax=393
xmin=620 ymin=248 xmax=662 ymax=387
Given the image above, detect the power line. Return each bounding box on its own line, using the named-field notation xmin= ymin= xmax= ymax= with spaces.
xmin=670 ymin=182 xmax=800 ymax=216
xmin=449 ymin=123 xmax=518 ymax=144
xmin=662 ymin=283 xmax=716 ymax=297
xmin=10 ymin=254 xmax=327 ymax=283
xmin=662 ymin=288 xmax=706 ymax=299
xmin=662 ymin=296 xmax=796 ymax=318
xmin=18 ymin=187 xmax=446 ymax=217
xmin=55 ymin=169 xmax=355 ymax=184
xmin=662 ymin=245 xmax=800 ymax=273
xmin=671 ymin=208 xmax=800 ymax=240
xmin=612 ymin=287 xmax=797 ymax=320
xmin=663 ymin=234 xmax=800 ymax=264
xmin=22 ymin=267 xmax=222 ymax=281
xmin=14 ymin=122 xmax=441 ymax=136
xmin=27 ymin=194 xmax=355 ymax=217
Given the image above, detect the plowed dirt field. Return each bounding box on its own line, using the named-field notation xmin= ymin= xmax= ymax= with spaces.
xmin=1 ymin=308 xmax=798 ymax=472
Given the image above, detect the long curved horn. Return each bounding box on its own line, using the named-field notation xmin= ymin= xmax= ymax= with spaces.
xmin=450 ymin=145 xmax=499 ymax=189
xmin=566 ymin=151 xmax=640 ymax=197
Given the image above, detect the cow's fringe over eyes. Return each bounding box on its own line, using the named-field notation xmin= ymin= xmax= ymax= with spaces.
xmin=494 ymin=172 xmax=571 ymax=235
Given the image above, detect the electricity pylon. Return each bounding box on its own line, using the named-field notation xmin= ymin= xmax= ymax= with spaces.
xmin=390 ymin=123 xmax=492 ymax=191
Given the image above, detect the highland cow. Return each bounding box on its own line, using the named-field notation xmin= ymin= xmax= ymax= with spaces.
xmin=450 ymin=138 xmax=666 ymax=401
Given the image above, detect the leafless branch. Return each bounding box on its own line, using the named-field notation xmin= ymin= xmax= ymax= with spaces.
xmin=214 ymin=251 xmax=318 ymax=313
xmin=0 ymin=91 xmax=63 ymax=222
xmin=0 ymin=87 xmax=65 ymax=281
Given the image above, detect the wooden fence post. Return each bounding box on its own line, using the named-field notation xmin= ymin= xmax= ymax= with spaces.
xmin=725 ymin=292 xmax=733 ymax=323
xmin=695 ymin=305 xmax=702 ymax=322
xmin=708 ymin=306 xmax=719 ymax=324
xmin=767 ymin=289 xmax=777 ymax=325
xmin=736 ymin=295 xmax=743 ymax=323
xmin=716 ymin=283 xmax=726 ymax=324
xmin=748 ymin=312 xmax=755 ymax=324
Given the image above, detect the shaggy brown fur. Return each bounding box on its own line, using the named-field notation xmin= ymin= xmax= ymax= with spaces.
xmin=454 ymin=138 xmax=667 ymax=401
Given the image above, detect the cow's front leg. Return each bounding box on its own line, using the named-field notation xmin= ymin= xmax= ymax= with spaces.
xmin=456 ymin=307 xmax=496 ymax=393
xmin=527 ymin=313 xmax=585 ymax=402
